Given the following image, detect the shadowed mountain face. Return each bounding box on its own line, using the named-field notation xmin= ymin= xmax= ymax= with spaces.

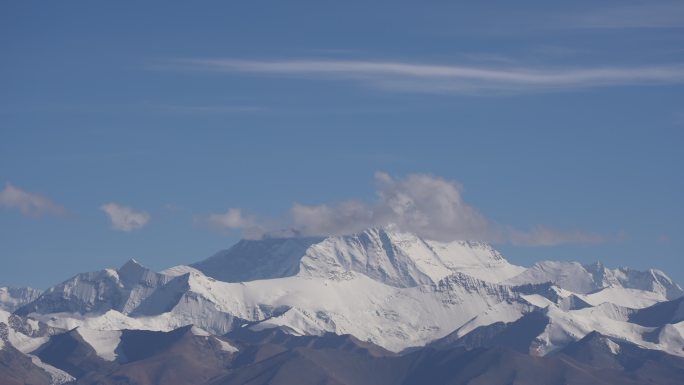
xmin=429 ymin=310 xmax=550 ymax=354
xmin=226 ymin=327 xmax=396 ymax=358
xmin=0 ymin=343 xmax=52 ymax=385
xmin=34 ymin=330 xmax=109 ymax=378
xmin=629 ymin=296 xmax=684 ymax=327
xmin=191 ymin=237 xmax=324 ymax=283
xmin=15 ymin=325 xmax=684 ymax=385
xmin=205 ymin=339 xmax=684 ymax=385
xmin=558 ymin=332 xmax=684 ymax=385
xmin=29 ymin=325 xmax=237 ymax=385
xmin=399 ymin=347 xmax=625 ymax=385
xmin=79 ymin=327 xmax=237 ymax=385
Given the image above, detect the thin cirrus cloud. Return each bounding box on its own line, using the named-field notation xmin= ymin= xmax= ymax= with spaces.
xmin=168 ymin=58 xmax=684 ymax=93
xmin=201 ymin=172 xmax=605 ymax=247
xmin=100 ymin=202 xmax=150 ymax=232
xmin=0 ymin=183 xmax=65 ymax=217
xmin=152 ymin=103 xmax=265 ymax=114
xmin=568 ymin=2 xmax=684 ymax=29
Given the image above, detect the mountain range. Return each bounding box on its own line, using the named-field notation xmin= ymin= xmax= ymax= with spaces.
xmin=2 ymin=226 xmax=683 ymax=384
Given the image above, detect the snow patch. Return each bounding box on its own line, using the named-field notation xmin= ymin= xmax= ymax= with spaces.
xmin=190 ymin=325 xmax=211 ymax=337
xmin=605 ymin=338 xmax=621 ymax=354
xmin=7 ymin=331 xmax=48 ymax=354
xmin=76 ymin=328 xmax=121 ymax=361
xmin=584 ymin=287 xmax=664 ymax=309
xmin=521 ymin=294 xmax=553 ymax=308
xmin=29 ymin=355 xmax=75 ymax=385
xmin=161 ymin=265 xmax=204 ymax=277
xmin=215 ymin=337 xmax=238 ymax=353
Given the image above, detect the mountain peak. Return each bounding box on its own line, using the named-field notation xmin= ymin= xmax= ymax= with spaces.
xmin=116 ymin=258 xmax=152 ymax=284
xmin=190 ymin=226 xmax=523 ymax=287
xmin=561 ymin=331 xmax=625 ymax=361
xmin=118 ymin=258 xmax=143 ymax=271
xmin=125 ymin=257 xmax=140 ymax=265
xmin=506 ymin=260 xmax=684 ymax=299
xmin=16 ymin=258 xmax=174 ymax=316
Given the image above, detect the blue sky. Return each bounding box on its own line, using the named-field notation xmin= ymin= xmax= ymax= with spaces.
xmin=1 ymin=1 xmax=683 ymax=288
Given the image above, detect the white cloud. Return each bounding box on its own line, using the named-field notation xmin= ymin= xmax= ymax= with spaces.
xmin=290 ymin=200 xmax=373 ymax=237
xmin=0 ymin=183 xmax=65 ymax=216
xmin=204 ymin=172 xmax=604 ymax=246
xmin=100 ymin=203 xmax=150 ymax=232
xmin=206 ymin=208 xmax=256 ymax=229
xmin=170 ymin=58 xmax=684 ymax=93
xmin=371 ymin=172 xmax=492 ymax=241
xmin=202 ymin=208 xmax=267 ymax=239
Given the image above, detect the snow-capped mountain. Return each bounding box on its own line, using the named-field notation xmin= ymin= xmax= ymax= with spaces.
xmin=3 ymin=226 xmax=684 ymax=384
xmin=16 ymin=259 xmax=173 ymax=316
xmin=24 ymin=266 xmax=535 ymax=352
xmin=9 ymin=320 xmax=684 ymax=385
xmin=506 ymin=260 xmax=683 ymax=302
xmin=0 ymin=308 xmax=73 ymax=384
xmin=13 ymin=228 xmax=536 ymax=351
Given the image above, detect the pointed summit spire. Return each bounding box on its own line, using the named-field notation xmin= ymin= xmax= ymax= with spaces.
xmin=117 ymin=258 xmax=149 ymax=283
xmin=118 ymin=258 xmax=143 ymax=271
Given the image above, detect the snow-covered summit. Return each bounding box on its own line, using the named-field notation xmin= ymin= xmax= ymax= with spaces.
xmin=191 ymin=226 xmax=524 ymax=287
xmin=298 ymin=226 xmax=525 ymax=286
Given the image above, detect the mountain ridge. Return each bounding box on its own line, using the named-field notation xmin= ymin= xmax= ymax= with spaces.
xmin=3 ymin=226 xmax=684 ymax=384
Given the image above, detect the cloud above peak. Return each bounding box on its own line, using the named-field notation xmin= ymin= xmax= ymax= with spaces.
xmin=0 ymin=183 xmax=65 ymax=217
xmin=100 ymin=203 xmax=150 ymax=232
xmin=371 ymin=172 xmax=491 ymax=241
xmin=203 ymin=208 xmax=266 ymax=239
xmin=203 ymin=172 xmax=603 ymax=247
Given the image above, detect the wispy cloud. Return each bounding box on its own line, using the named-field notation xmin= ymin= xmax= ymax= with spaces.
xmin=0 ymin=183 xmax=65 ymax=217
xmin=151 ymin=104 xmax=265 ymax=114
xmin=168 ymin=58 xmax=684 ymax=94
xmin=203 ymin=172 xmax=604 ymax=247
xmin=570 ymin=2 xmax=684 ymax=29
xmin=100 ymin=203 xmax=150 ymax=232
